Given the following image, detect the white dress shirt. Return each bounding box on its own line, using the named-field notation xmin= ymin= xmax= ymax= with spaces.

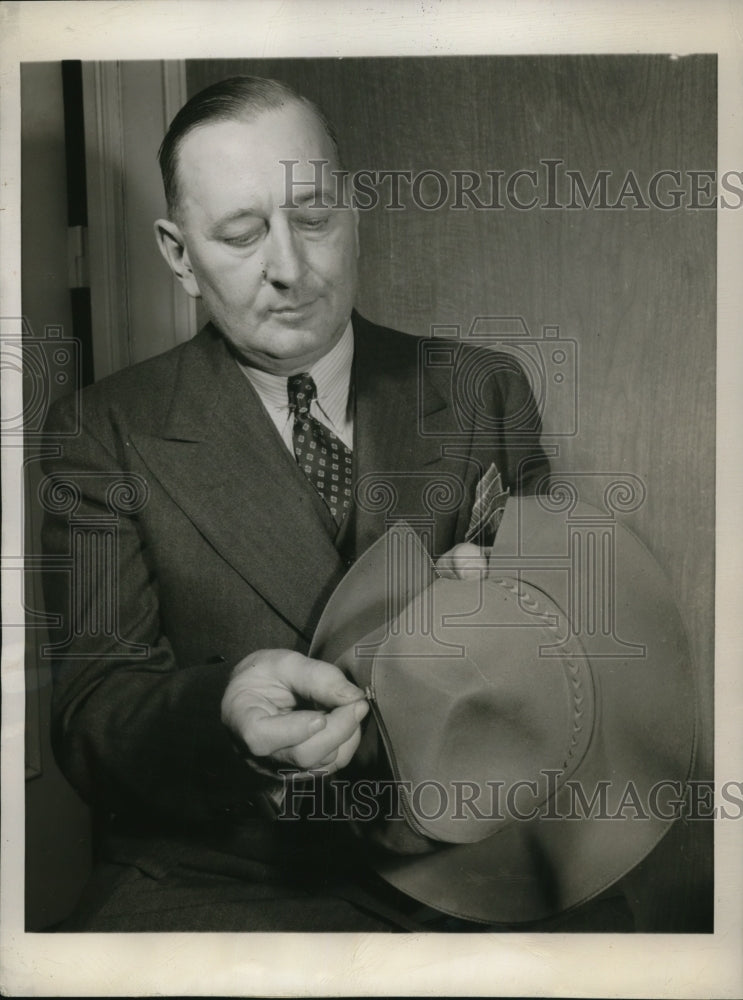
xmin=237 ymin=320 xmax=354 ymax=451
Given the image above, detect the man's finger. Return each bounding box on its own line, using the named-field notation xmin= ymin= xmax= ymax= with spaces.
xmin=291 ymin=713 xmax=366 ymax=776
xmin=287 ymin=700 xmax=369 ymax=772
xmin=436 ymin=542 xmax=489 ymax=580
xmin=275 ymin=655 xmax=366 ymax=710
xmin=329 ymin=717 xmax=366 ymax=772
xmin=454 ymin=554 xmax=489 ymax=580
xmin=238 ymin=706 xmax=327 ymax=758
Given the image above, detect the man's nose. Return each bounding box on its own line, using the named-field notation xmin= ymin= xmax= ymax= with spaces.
xmin=263 ymin=219 xmax=304 ymax=288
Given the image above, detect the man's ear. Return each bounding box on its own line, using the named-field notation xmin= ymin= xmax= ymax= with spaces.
xmin=154 ymin=218 xmax=201 ymax=298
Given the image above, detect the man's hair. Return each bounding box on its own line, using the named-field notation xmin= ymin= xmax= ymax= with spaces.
xmin=158 ymin=75 xmax=341 ymax=218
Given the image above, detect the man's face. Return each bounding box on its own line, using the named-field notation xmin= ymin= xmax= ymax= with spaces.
xmin=159 ymin=103 xmax=359 ymax=373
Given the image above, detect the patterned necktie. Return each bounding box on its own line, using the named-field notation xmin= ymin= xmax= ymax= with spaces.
xmin=287 ymin=372 xmax=353 ymax=525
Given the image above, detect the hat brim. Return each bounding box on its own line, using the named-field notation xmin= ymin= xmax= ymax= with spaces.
xmin=311 ymin=497 xmax=697 ymax=924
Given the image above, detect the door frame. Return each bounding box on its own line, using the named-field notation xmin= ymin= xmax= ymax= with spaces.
xmin=82 ymin=60 xmax=196 ymax=379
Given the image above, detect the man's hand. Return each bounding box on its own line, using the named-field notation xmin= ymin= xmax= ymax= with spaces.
xmin=221 ymin=649 xmax=369 ymax=778
xmin=435 ymin=542 xmax=489 ymax=580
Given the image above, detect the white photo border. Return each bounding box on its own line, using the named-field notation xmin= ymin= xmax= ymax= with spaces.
xmin=1 ymin=1 xmax=741 ymax=996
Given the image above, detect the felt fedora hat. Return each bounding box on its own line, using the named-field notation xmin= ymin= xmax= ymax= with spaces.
xmin=310 ymin=493 xmax=697 ymax=925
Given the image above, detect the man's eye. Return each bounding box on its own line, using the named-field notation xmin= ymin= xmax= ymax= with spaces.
xmin=295 ymin=214 xmax=330 ymax=229
xmin=223 ymin=230 xmax=263 ymax=247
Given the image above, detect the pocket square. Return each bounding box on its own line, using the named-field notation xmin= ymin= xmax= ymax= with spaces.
xmin=465 ymin=462 xmax=510 ymax=546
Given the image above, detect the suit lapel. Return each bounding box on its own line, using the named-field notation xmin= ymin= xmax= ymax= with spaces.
xmin=351 ymin=314 xmax=469 ymax=559
xmin=129 ymin=328 xmax=345 ymax=641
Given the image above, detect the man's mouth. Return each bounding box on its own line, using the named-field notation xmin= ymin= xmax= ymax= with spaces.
xmin=269 ymin=300 xmax=317 ymax=319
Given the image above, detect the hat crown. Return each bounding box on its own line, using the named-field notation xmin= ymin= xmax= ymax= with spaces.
xmin=362 ymin=575 xmax=595 ymax=844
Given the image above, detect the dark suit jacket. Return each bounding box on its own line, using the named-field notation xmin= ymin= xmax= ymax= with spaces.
xmin=42 ymin=313 xmax=549 ymax=874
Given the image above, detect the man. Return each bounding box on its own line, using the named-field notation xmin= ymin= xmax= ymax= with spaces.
xmin=42 ymin=76 xmax=551 ymax=931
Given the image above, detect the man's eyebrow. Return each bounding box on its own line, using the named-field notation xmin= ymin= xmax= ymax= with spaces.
xmin=290 ymin=188 xmax=334 ymax=207
xmin=212 ymin=209 xmax=262 ymax=229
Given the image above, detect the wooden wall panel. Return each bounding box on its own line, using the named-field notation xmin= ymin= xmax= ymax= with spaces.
xmin=181 ymin=55 xmax=715 ymax=930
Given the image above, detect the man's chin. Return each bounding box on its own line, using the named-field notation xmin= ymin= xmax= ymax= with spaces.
xmin=228 ymin=324 xmax=339 ymax=374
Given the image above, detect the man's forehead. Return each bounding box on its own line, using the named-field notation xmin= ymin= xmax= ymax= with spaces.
xmin=176 ymin=104 xmax=339 ymax=194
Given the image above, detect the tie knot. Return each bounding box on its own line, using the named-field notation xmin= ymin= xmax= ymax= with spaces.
xmin=287 ymin=372 xmax=317 ymax=418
